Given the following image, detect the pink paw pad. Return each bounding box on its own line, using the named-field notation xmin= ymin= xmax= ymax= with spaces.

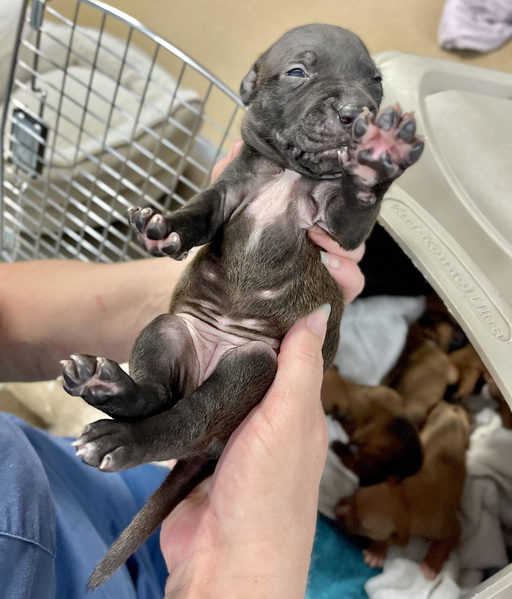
xmin=363 ymin=547 xmax=386 ymax=569
xmin=128 ymin=206 xmax=185 ymax=258
xmin=348 ymin=105 xmax=424 ymax=187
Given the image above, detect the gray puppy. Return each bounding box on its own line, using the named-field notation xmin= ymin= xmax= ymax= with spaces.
xmin=61 ymin=23 xmax=423 ymax=588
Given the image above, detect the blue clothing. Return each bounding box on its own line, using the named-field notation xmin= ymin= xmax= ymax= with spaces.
xmin=0 ymin=413 xmax=373 ymax=598
xmin=0 ymin=414 xmax=168 ymax=599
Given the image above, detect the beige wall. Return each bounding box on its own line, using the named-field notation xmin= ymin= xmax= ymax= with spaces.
xmin=50 ymin=0 xmax=511 ymax=97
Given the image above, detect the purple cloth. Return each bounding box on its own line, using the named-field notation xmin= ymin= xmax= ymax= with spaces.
xmin=439 ymin=0 xmax=512 ymax=53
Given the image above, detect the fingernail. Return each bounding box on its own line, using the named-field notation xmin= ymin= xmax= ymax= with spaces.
xmin=306 ymin=303 xmax=331 ymax=337
xmin=320 ymin=251 xmax=341 ymax=269
xmin=231 ymin=139 xmax=243 ymax=157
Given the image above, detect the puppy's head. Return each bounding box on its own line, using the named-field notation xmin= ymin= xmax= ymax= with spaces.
xmin=240 ymin=24 xmax=383 ymax=179
xmin=324 ymin=375 xmax=423 ymax=486
xmin=350 ymin=416 xmax=423 ymax=486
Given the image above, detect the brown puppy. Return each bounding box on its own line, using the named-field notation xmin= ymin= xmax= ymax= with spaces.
xmin=336 ymin=401 xmax=470 ymax=579
xmin=418 ymin=294 xmax=463 ymax=352
xmin=448 ymin=343 xmax=487 ymax=400
xmin=387 ymin=324 xmax=459 ymax=428
xmin=322 ymin=367 xmax=422 ymax=486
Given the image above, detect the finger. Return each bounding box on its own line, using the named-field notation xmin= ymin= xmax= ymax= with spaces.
xmin=320 ymin=252 xmax=365 ymax=304
xmin=210 ymin=140 xmax=243 ymax=182
xmin=250 ymin=305 xmax=331 ymax=468
xmin=308 ymin=226 xmax=365 ymax=263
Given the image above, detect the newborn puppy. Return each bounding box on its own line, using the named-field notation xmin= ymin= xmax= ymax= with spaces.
xmin=419 ymin=293 xmax=465 ymax=352
xmin=448 ymin=343 xmax=488 ymax=400
xmin=387 ymin=324 xmax=459 ymax=428
xmin=336 ymin=401 xmax=470 ymax=579
xmin=60 ymin=24 xmax=423 ymax=587
xmin=322 ymin=367 xmax=422 ymax=485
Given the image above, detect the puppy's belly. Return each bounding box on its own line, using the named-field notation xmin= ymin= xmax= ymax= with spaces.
xmin=177 ymin=312 xmax=279 ymax=387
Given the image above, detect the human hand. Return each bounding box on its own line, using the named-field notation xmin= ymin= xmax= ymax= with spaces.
xmin=212 ymin=141 xmax=365 ymax=305
xmin=161 ymin=305 xmax=330 ymax=598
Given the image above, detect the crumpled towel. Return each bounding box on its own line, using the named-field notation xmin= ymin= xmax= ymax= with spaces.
xmin=365 ymin=538 xmax=460 ymax=599
xmin=318 ymin=417 xmax=359 ymax=520
xmin=439 ymin=0 xmax=512 ymax=53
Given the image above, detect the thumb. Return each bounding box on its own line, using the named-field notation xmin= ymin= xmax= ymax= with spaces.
xmin=261 ymin=304 xmax=331 ymax=419
xmin=211 ymin=140 xmax=243 ymax=182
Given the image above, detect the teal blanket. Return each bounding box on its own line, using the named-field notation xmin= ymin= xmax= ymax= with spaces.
xmin=306 ymin=515 xmax=380 ymax=599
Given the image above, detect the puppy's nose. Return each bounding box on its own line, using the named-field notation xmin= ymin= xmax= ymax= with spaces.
xmin=337 ymin=104 xmax=366 ymax=125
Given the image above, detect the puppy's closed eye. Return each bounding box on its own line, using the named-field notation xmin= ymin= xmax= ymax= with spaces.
xmin=286 ymin=67 xmax=307 ymax=78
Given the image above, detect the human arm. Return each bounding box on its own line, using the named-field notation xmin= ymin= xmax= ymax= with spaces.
xmin=0 ymin=257 xmax=188 ymax=382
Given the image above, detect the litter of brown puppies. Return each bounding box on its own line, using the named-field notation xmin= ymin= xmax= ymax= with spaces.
xmin=335 ymin=400 xmax=470 ymax=580
xmin=325 ymin=291 xmax=512 ymax=580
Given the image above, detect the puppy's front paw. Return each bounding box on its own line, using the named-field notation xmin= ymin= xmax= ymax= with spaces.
xmin=128 ymin=207 xmax=187 ymax=259
xmin=346 ymin=105 xmax=424 ymax=187
xmin=72 ymin=419 xmax=139 ymax=471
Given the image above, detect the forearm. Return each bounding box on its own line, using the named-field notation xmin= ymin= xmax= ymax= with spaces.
xmin=0 ymin=257 xmax=188 ymax=382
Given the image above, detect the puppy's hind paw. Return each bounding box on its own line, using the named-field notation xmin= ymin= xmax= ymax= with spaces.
xmin=73 ymin=419 xmax=139 ymax=471
xmin=420 ymin=560 xmax=439 ymax=581
xmin=60 ymin=354 xmax=138 ymax=418
xmin=363 ymin=543 xmax=387 ymax=569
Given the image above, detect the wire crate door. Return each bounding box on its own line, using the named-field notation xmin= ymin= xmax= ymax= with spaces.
xmin=0 ymin=0 xmax=244 ymax=262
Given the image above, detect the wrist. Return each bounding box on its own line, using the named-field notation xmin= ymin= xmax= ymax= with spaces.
xmin=164 ymin=537 xmax=311 ymax=599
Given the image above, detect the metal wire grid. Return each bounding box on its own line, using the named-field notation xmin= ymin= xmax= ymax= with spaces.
xmin=0 ymin=0 xmax=245 ymax=262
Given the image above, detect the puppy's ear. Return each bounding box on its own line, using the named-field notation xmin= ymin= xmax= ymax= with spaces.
xmin=240 ymin=52 xmax=266 ymax=105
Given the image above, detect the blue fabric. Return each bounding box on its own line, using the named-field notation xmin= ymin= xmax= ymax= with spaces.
xmin=0 ymin=413 xmax=168 ymax=599
xmin=307 ymin=515 xmax=378 ymax=599
xmin=0 ymin=412 xmax=374 ymax=598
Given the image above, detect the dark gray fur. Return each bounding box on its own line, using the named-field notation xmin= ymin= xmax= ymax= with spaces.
xmin=60 ymin=24 xmax=423 ymax=589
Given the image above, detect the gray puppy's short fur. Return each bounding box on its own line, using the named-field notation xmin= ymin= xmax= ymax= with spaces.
xmin=60 ymin=23 xmax=423 ymax=588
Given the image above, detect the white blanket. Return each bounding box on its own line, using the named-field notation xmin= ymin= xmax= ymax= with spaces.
xmin=333 ymin=295 xmax=426 ymax=386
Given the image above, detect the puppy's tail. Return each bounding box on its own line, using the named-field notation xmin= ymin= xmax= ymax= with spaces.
xmin=88 ymin=457 xmax=215 ymax=590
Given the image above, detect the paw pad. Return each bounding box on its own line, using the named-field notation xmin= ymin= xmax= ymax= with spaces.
xmin=128 ymin=206 xmax=184 ymax=258
xmin=345 ymin=104 xmax=424 ymax=187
